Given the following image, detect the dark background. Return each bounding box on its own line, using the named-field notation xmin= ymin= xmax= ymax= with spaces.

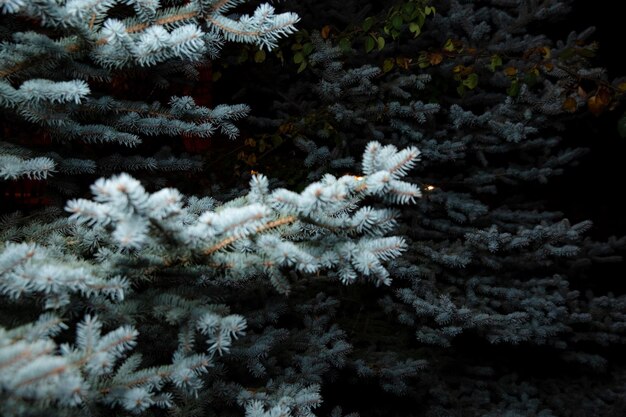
xmin=551 ymin=2 xmax=626 ymax=242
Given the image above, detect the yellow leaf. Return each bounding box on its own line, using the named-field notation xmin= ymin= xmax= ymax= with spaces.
xmin=587 ymin=91 xmax=610 ymax=116
xmin=562 ymin=97 xmax=577 ymax=113
xmin=428 ymin=52 xmax=443 ymax=65
xmin=452 ymin=65 xmax=472 ymax=76
xmin=278 ymin=123 xmax=293 ymax=134
xmin=597 ymin=86 xmax=612 ymax=103
xmin=503 ymin=67 xmax=518 ymax=76
xmin=321 ymin=25 xmax=331 ymax=39
xmin=396 ymin=57 xmax=412 ymax=69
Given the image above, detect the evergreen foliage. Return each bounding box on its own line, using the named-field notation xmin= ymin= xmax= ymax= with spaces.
xmin=1 ymin=0 xmax=625 ymax=416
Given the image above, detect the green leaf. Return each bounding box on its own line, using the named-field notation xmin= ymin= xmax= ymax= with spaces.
xmin=456 ymin=84 xmax=466 ymax=97
xmin=418 ymin=53 xmax=430 ymax=68
xmin=524 ymin=72 xmax=538 ymax=87
xmin=275 ymin=49 xmax=284 ymax=64
xmin=362 ymin=17 xmax=374 ymax=32
xmin=424 ymin=6 xmax=436 ymax=15
xmin=254 ymin=49 xmax=266 ymax=63
xmin=409 ymin=22 xmax=421 ymax=36
xmin=293 ymin=52 xmax=304 ymax=64
xmin=383 ymin=58 xmax=394 ymax=73
xmin=297 ymin=61 xmax=307 ymax=73
xmin=302 ymin=42 xmax=313 ymax=55
xmin=416 ymin=11 xmax=425 ymax=27
xmin=488 ymin=55 xmax=502 ymax=72
xmin=272 ymin=135 xmax=283 ymax=146
xmin=377 ymin=36 xmax=385 ymax=51
xmin=392 ymin=14 xmax=403 ymax=30
xmin=237 ymin=49 xmax=249 ymax=63
xmin=558 ymin=47 xmax=575 ymax=60
xmin=338 ymin=37 xmax=351 ymax=53
xmin=462 ymin=73 xmax=478 ymax=89
xmin=365 ymin=36 xmax=375 ymax=53
xmin=402 ymin=2 xmax=415 ymax=16
xmin=443 ymin=38 xmax=455 ymax=52
xmin=577 ymin=47 xmax=596 ymax=58
xmin=507 ymin=79 xmax=520 ymax=97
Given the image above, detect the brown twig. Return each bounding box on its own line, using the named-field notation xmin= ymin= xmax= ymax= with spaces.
xmin=202 ymin=215 xmax=297 ymax=255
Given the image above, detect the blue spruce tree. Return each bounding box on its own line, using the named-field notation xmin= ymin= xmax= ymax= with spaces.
xmin=0 ymin=0 xmax=299 ymax=199
xmin=0 ymin=1 xmax=421 ymax=416
xmin=1 ymin=0 xmax=626 ymax=416
xmin=223 ymin=0 xmax=626 ymax=414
